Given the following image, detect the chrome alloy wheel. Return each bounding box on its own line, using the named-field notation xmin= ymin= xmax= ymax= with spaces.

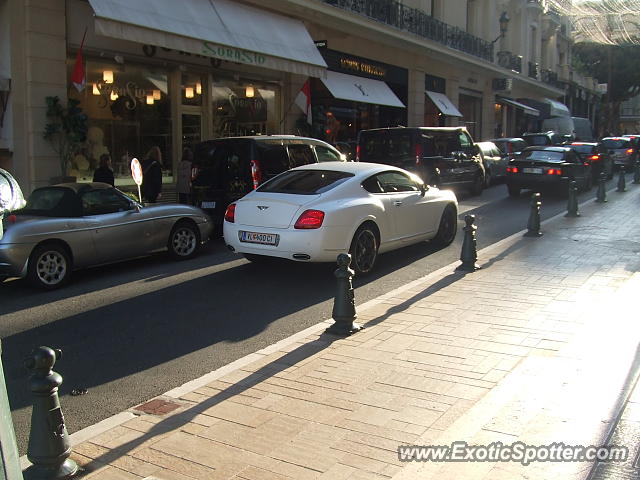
xmin=352 ymin=227 xmax=377 ymax=275
xmin=35 ymin=249 xmax=68 ymax=287
xmin=171 ymin=226 xmax=197 ymax=257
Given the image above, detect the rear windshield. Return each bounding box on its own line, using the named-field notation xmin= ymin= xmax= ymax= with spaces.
xmin=570 ymin=145 xmax=595 ymax=154
xmin=601 ymin=139 xmax=630 ymax=149
xmin=257 ymin=170 xmax=353 ymax=195
xmin=19 ymin=187 xmax=82 ymax=217
xmin=359 ymin=131 xmax=413 ymax=161
xmin=524 ymin=135 xmax=550 ymax=146
xmin=524 ymin=150 xmax=565 ymax=162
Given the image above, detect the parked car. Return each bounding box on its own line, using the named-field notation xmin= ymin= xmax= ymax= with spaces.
xmin=506 ymin=146 xmax=593 ymax=197
xmin=568 ymin=142 xmax=613 ymax=180
xmin=601 ymin=137 xmax=637 ymax=171
xmin=356 ymin=126 xmax=485 ymax=195
xmin=0 ymin=168 xmax=26 ymax=240
xmin=223 ymin=162 xmax=458 ymax=275
xmin=191 ymin=136 xmax=345 ymax=232
xmin=490 ymin=138 xmax=528 ymax=163
xmin=522 ymin=131 xmax=567 ymax=147
xmin=0 ymin=182 xmax=213 ymax=289
xmin=476 ymin=141 xmax=507 ymax=186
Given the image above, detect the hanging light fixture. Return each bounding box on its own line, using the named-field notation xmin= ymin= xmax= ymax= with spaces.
xmin=92 ymin=83 xmax=100 ymax=95
xmin=110 ymin=91 xmax=118 ymax=101
xmin=152 ymin=89 xmax=161 ymax=100
xmin=146 ymin=94 xmax=154 ymax=105
xmin=103 ymin=70 xmax=114 ymax=84
xmin=245 ymin=85 xmax=255 ymax=98
xmin=196 ymin=81 xmax=202 ymax=95
xmin=185 ymin=87 xmax=194 ymax=98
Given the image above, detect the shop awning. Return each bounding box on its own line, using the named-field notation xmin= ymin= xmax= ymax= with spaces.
xmin=88 ymin=0 xmax=327 ymax=78
xmin=320 ymin=71 xmax=405 ymax=108
xmin=425 ymin=91 xmax=463 ymax=117
xmin=544 ymin=98 xmax=571 ymax=117
xmin=497 ymin=97 xmax=540 ymax=117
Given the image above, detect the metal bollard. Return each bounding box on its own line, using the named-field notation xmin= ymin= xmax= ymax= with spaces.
xmin=456 ymin=214 xmax=480 ymax=272
xmin=24 ymin=347 xmax=77 ymax=480
xmin=524 ymin=192 xmax=543 ymax=237
xmin=617 ymin=166 xmax=627 ymax=192
xmin=326 ymin=253 xmax=362 ymax=335
xmin=634 ymin=160 xmax=640 ymax=184
xmin=565 ymin=180 xmax=580 ymax=217
xmin=595 ymin=171 xmax=607 ymax=203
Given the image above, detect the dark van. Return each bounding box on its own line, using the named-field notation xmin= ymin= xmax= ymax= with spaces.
xmin=356 ymin=126 xmax=485 ymax=195
xmin=191 ymin=136 xmax=344 ymax=231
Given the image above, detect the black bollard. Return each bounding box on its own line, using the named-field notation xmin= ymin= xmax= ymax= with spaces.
xmin=634 ymin=160 xmax=640 ymax=184
xmin=617 ymin=166 xmax=627 ymax=192
xmin=524 ymin=192 xmax=543 ymax=237
xmin=595 ymin=171 xmax=607 ymax=203
xmin=326 ymin=253 xmax=362 ymax=335
xmin=24 ymin=347 xmax=78 ymax=480
xmin=456 ymin=214 xmax=480 ymax=272
xmin=565 ymin=180 xmax=580 ymax=217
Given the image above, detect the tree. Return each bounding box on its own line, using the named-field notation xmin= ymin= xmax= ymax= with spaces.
xmin=43 ymin=96 xmax=88 ymax=177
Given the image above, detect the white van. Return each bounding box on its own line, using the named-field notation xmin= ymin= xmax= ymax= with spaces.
xmin=571 ymin=117 xmax=594 ymax=141
xmin=541 ymin=116 xmax=575 ymax=136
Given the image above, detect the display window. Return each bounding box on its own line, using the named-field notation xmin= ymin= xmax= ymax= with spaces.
xmin=211 ymin=79 xmax=278 ymax=137
xmin=68 ymin=59 xmax=172 ymax=185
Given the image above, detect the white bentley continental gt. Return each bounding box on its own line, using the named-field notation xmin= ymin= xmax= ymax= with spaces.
xmin=223 ymin=162 xmax=458 ymax=275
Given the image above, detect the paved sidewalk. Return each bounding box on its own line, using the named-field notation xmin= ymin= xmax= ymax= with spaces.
xmin=32 ymin=183 xmax=640 ymax=479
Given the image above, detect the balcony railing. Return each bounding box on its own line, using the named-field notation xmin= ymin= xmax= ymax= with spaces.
xmin=322 ymin=0 xmax=494 ymax=62
xmin=528 ymin=62 xmax=539 ymax=79
xmin=541 ymin=69 xmax=564 ymax=89
xmin=497 ymin=51 xmax=522 ymax=73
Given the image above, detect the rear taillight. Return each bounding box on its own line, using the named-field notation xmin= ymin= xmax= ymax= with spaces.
xmin=415 ymin=143 xmax=423 ymax=165
xmin=355 ymin=144 xmax=361 ymax=162
xmin=627 ymin=148 xmax=635 ymax=155
xmin=547 ymin=168 xmax=562 ymax=175
xmin=250 ymin=160 xmax=262 ymax=190
xmin=224 ymin=204 xmax=236 ymax=223
xmin=294 ymin=210 xmax=325 ymax=229
xmin=506 ymin=166 xmax=519 ymax=173
xmin=588 ymin=154 xmax=600 ymax=162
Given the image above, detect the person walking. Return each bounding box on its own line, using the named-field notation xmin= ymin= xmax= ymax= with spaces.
xmin=176 ymin=147 xmax=193 ymax=204
xmin=92 ymin=154 xmax=115 ymax=186
xmin=141 ymin=146 xmax=163 ymax=203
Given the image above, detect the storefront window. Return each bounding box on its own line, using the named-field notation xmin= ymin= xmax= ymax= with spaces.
xmin=68 ymin=60 xmax=172 ymax=185
xmin=182 ymin=73 xmax=203 ymax=107
xmin=211 ymin=79 xmax=278 ymax=137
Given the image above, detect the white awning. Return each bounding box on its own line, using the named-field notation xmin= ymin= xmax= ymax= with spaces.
xmin=544 ymin=98 xmax=571 ymax=117
xmin=425 ymin=91 xmax=463 ymax=117
xmin=88 ymin=0 xmax=327 ymax=78
xmin=321 ymin=71 xmax=405 ymax=108
xmin=497 ymin=97 xmax=540 ymax=117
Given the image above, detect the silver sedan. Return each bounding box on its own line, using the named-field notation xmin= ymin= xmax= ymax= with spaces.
xmin=0 ymin=182 xmax=213 ymax=289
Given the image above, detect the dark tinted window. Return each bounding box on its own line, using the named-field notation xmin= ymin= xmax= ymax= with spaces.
xmin=524 ymin=135 xmax=551 ymax=146
xmin=359 ymin=131 xmax=413 ymax=161
xmin=376 ymin=171 xmax=421 ymax=192
xmin=257 ymin=170 xmax=353 ymax=195
xmin=362 ymin=175 xmax=384 ymax=193
xmin=21 ymin=187 xmax=82 ymax=217
xmin=570 ymin=145 xmax=595 ymax=154
xmin=601 ymin=139 xmax=630 ymax=149
xmin=315 ymin=145 xmax=341 ymax=162
xmin=81 ymin=188 xmax=133 ymax=215
xmin=192 ymin=140 xmax=251 ymax=192
xmin=256 ymin=143 xmax=289 ymax=178
xmin=287 ymin=144 xmax=315 ymax=168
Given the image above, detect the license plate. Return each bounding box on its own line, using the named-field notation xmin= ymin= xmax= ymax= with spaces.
xmin=523 ymin=167 xmax=543 ymax=174
xmin=239 ymin=231 xmax=279 ymax=246
xmin=200 ymin=201 xmax=216 ymax=209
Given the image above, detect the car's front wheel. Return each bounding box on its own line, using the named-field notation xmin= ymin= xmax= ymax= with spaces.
xmin=349 ymin=224 xmax=378 ymax=276
xmin=431 ymin=204 xmax=458 ymax=248
xmin=168 ymin=221 xmax=200 ymax=260
xmin=27 ymin=244 xmax=71 ymax=290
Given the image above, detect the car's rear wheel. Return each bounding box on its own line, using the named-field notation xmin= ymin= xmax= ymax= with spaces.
xmin=507 ymin=184 xmax=521 ymax=197
xmin=349 ymin=224 xmax=378 ymax=276
xmin=27 ymin=244 xmax=71 ymax=290
xmin=168 ymin=221 xmax=200 ymax=260
xmin=431 ymin=204 xmax=458 ymax=248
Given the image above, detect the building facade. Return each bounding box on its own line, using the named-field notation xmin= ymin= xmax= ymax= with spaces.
xmin=1 ymin=0 xmax=602 ymax=194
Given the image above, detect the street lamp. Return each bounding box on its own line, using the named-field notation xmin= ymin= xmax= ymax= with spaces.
xmin=491 ymin=11 xmax=510 ymax=45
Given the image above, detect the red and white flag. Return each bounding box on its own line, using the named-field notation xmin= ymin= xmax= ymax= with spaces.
xmin=71 ymin=29 xmax=87 ymax=92
xmin=294 ymin=79 xmax=312 ymax=125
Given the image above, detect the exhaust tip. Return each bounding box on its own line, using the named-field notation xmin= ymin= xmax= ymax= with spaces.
xmin=292 ymin=253 xmax=310 ymax=260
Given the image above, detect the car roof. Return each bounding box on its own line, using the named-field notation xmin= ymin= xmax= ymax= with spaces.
xmin=38 ymin=182 xmax=114 ymax=193
xmin=292 ymin=161 xmax=406 ymax=176
xmin=476 ymin=141 xmax=498 ymax=148
xmin=523 ymin=146 xmax=571 ymax=152
xmin=570 ymin=142 xmax=597 ymax=146
xmin=198 ymin=135 xmax=333 ymax=144
xmin=360 ymin=126 xmax=470 ymax=134
xmin=490 ymin=138 xmax=525 ymax=142
xmin=602 ymin=137 xmax=629 ymax=140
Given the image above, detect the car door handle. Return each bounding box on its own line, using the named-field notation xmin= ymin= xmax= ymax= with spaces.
xmin=393 ymin=200 xmax=403 ymax=206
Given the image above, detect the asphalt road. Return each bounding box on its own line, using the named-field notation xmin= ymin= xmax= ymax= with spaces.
xmin=0 ymin=179 xmax=615 ymax=455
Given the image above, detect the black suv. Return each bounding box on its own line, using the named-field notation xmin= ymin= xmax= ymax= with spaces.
xmin=191 ymin=136 xmax=344 ymax=231
xmin=356 ymin=127 xmax=485 ymax=195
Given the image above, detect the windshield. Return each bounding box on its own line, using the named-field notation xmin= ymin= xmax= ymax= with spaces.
xmin=601 ymin=139 xmax=629 ymax=149
xmin=570 ymin=145 xmax=594 ymax=154
xmin=257 ymin=170 xmax=353 ymax=195
xmin=524 ymin=150 xmax=565 ymax=162
xmin=20 ymin=187 xmax=82 ymax=217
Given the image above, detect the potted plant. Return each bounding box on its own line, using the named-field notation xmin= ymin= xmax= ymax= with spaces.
xmin=43 ymin=96 xmax=88 ymax=183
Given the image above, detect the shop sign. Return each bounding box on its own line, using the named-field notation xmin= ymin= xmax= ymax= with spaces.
xmin=94 ymin=81 xmax=149 ymax=110
xmin=201 ymin=41 xmax=266 ymax=66
xmin=339 ymin=58 xmax=386 ymax=78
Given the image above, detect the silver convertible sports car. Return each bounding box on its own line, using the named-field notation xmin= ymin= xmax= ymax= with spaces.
xmin=0 ymin=182 xmax=213 ymax=289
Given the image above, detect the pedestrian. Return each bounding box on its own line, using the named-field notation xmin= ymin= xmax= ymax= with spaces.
xmin=92 ymin=154 xmax=115 ymax=186
xmin=141 ymin=146 xmax=163 ymax=203
xmin=176 ymin=147 xmax=193 ymax=204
